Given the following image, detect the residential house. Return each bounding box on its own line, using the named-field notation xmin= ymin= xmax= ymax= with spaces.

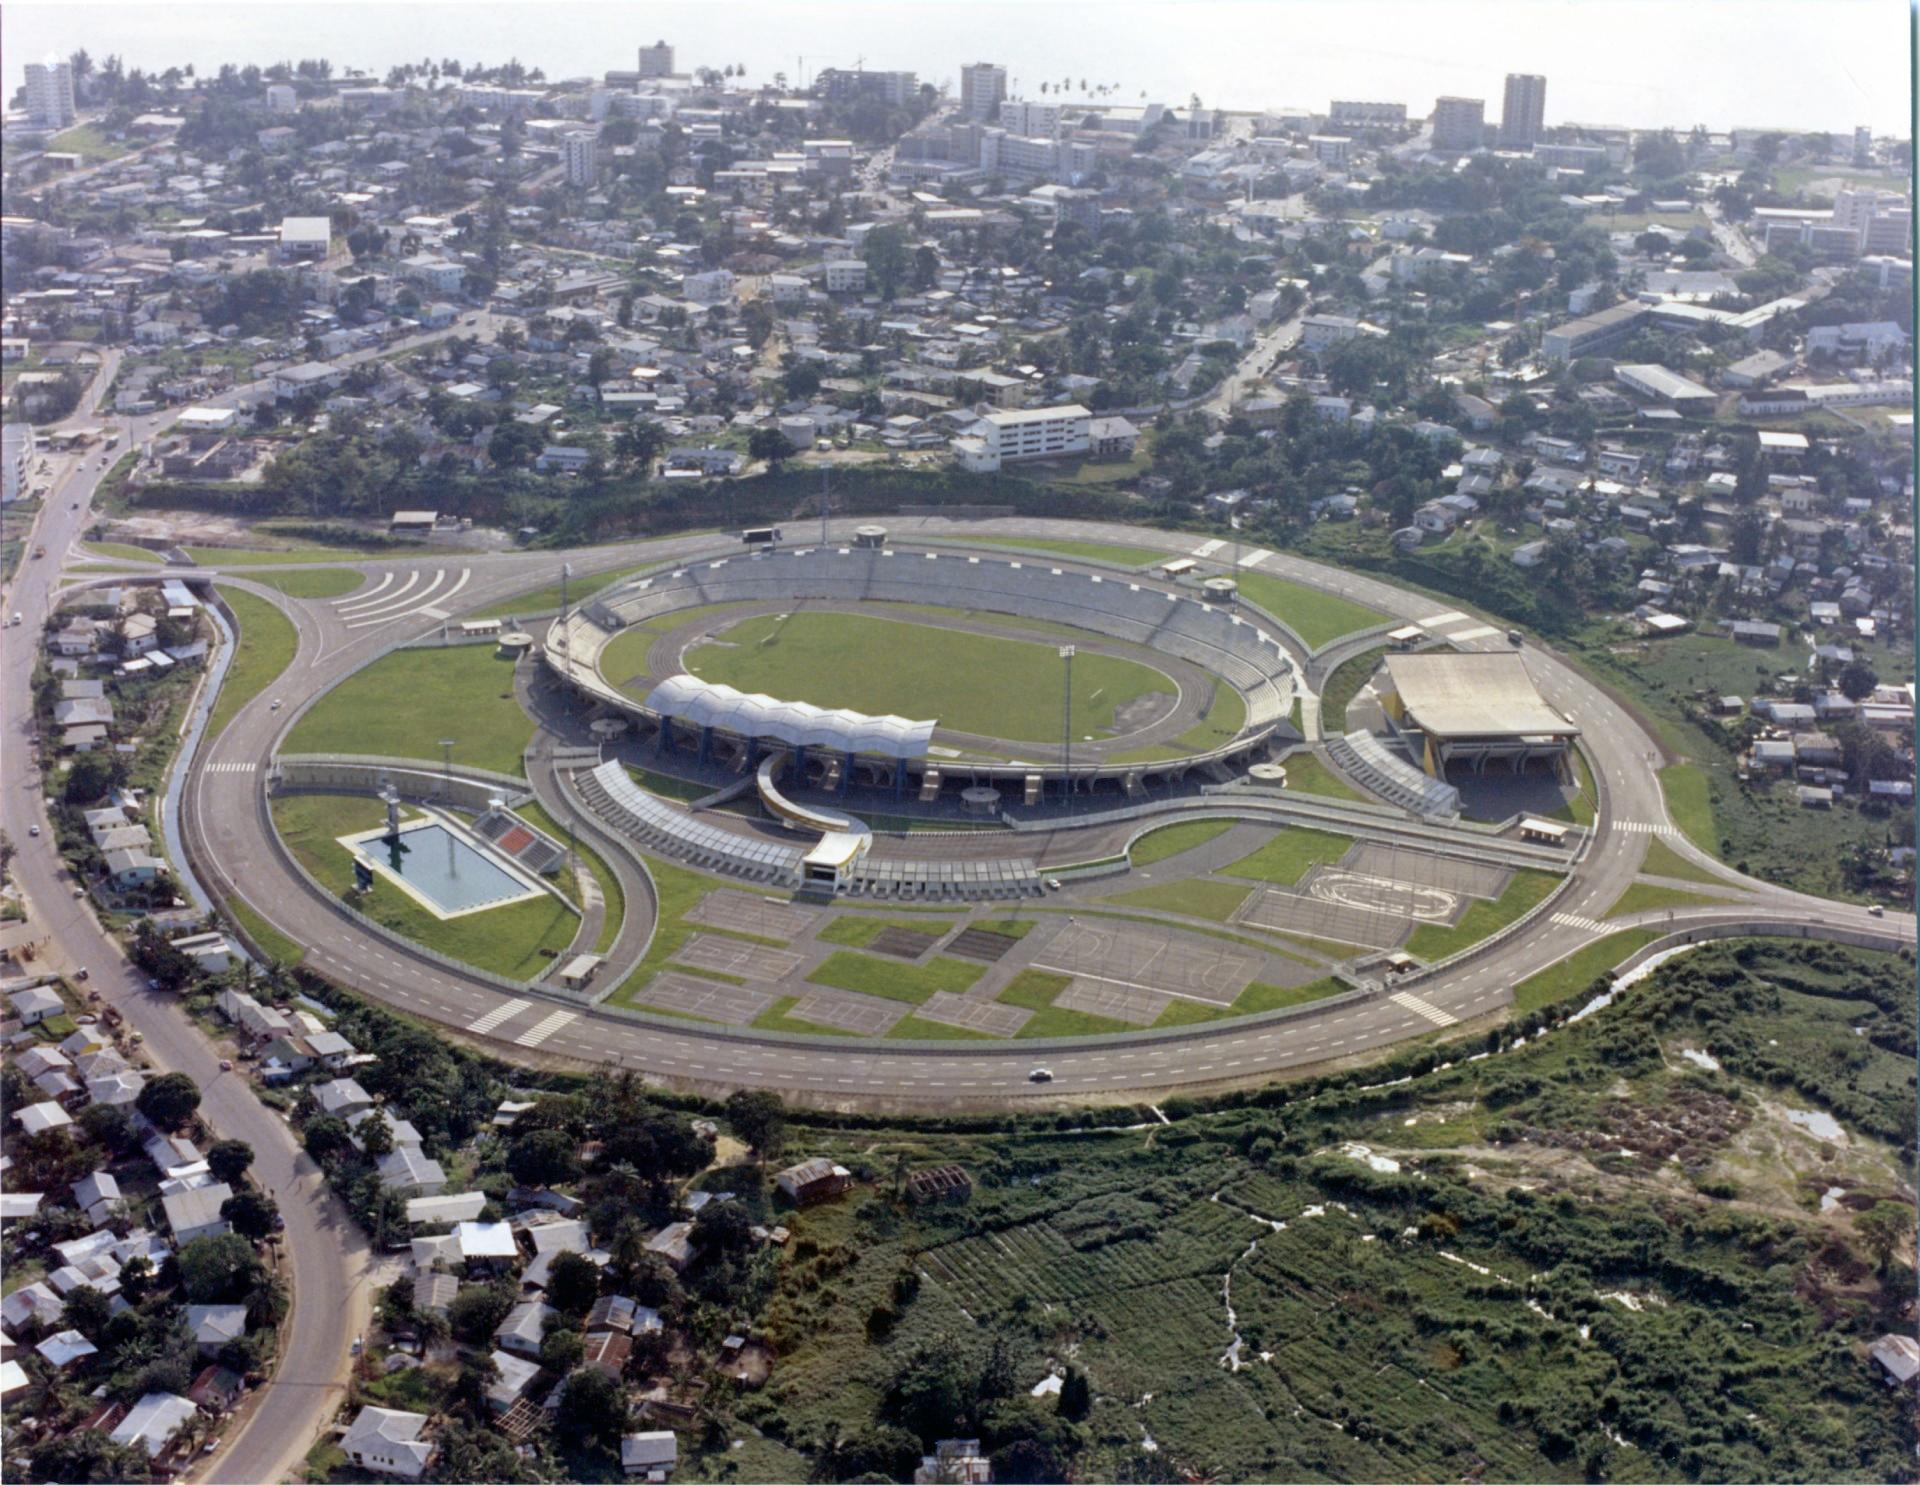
xmin=341 ymin=1405 xmax=436 ymax=1479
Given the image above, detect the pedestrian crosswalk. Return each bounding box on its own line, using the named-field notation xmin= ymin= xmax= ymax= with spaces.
xmin=1551 ymin=911 xmax=1609 ymax=934
xmin=1611 ymin=821 xmax=1672 ymax=836
xmin=1389 ymin=989 xmax=1458 ymax=1027
xmin=202 ymin=761 xmax=258 ymax=775
xmin=514 ymin=1010 xmax=577 ymax=1048
xmin=465 ymin=998 xmax=530 ymax=1035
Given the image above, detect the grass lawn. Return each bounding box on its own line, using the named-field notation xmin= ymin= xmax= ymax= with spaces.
xmin=1151 ymin=975 xmax=1347 ymax=1026
xmin=1319 ymin=646 xmax=1386 ymax=732
xmin=685 ymin=610 xmax=1176 ymax=744
xmin=514 ymin=800 xmax=626 ymax=954
xmin=1170 ymin=677 xmax=1249 ymax=754
xmin=805 ymin=951 xmax=984 ymax=1005
xmin=184 ymin=544 xmax=383 ymax=565
xmin=997 ymin=969 xmax=1133 ymax=1038
xmin=80 ymin=540 xmax=162 ymax=564
xmin=286 ymin=645 xmax=535 ymax=775
xmin=209 ymin=586 xmax=298 ymax=742
xmin=49 ymin=122 xmax=130 ymax=162
xmin=604 ymin=855 xmax=786 ymax=1010
xmin=244 ymin=568 xmax=365 ymax=599
xmin=223 ymin=894 xmax=306 ymax=967
xmin=271 ymin=793 xmax=577 ymax=979
xmin=1280 ymin=752 xmax=1366 ymax=802
xmin=470 ymin=557 xmax=668 ymax=620
xmin=1606 ymin=881 xmax=1722 ymax=920
xmin=816 ymin=915 xmax=952 ymax=949
xmin=1406 ymin=870 xmax=1558 ymax=962
xmin=956 ymin=537 xmax=1170 ymax=567
xmin=1223 ymin=827 xmax=1355 ymax=886
xmin=1102 ymin=878 xmax=1252 ymax=922
xmin=1659 ymin=763 xmax=1716 ymax=855
xmin=1129 ymin=818 xmax=1235 ymax=867
xmin=1233 ymin=571 xmax=1388 ymax=650
xmin=1638 ymin=835 xmax=1729 ymax=886
xmin=1510 ymin=929 xmax=1662 ymax=1013
xmin=750 ymin=994 xmax=861 ymax=1037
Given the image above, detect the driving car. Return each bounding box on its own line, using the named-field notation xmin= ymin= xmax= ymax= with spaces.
xmin=1028 ymin=1068 xmax=1054 ymax=1083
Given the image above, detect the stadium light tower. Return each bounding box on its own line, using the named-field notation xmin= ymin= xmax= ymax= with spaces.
xmin=1059 ymin=645 xmax=1075 ymax=805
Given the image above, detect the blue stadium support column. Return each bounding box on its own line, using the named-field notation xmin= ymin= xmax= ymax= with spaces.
xmin=841 ymin=751 xmax=855 ymax=796
xmin=793 ymin=743 xmax=808 ymax=782
xmin=656 ymin=717 xmax=672 ymax=755
xmin=698 ymin=726 xmax=713 ymax=765
xmin=746 ymin=735 xmax=759 ymax=772
xmin=894 ymin=762 xmax=907 ymax=801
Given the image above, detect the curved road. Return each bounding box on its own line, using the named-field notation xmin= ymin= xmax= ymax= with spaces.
xmin=162 ymin=517 xmax=1911 ymax=1108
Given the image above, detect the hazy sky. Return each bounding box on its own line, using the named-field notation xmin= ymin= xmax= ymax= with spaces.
xmin=4 ymin=0 xmax=1912 ymax=134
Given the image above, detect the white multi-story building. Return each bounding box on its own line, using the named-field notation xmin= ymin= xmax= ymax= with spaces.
xmin=265 ymin=83 xmax=298 ymax=114
xmin=1430 ymin=96 xmax=1485 ymax=151
xmin=681 ymin=268 xmax=734 ymax=304
xmin=638 ymin=40 xmax=675 ymax=79
xmin=563 ymin=130 xmax=598 ymax=187
xmin=1499 ymin=73 xmax=1547 ymax=148
xmin=1329 ymin=100 xmax=1406 ymax=128
xmin=1300 ymin=313 xmax=1385 ymax=351
xmin=25 ymin=58 xmax=76 ymax=129
xmin=1308 ymin=135 xmax=1352 ymax=168
xmin=999 ymin=99 xmax=1064 ymax=138
xmin=823 ymin=259 xmax=867 ymax=293
xmin=959 ymin=62 xmax=1007 ymax=121
xmin=978 ymin=404 xmax=1090 ymax=462
xmin=2 ymin=423 xmax=35 ymax=504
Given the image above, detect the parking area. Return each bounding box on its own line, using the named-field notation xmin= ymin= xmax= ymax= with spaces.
xmin=686 ymin=891 xmax=822 ymax=940
xmin=1341 ymin=844 xmax=1510 ymax=900
xmin=786 ymin=991 xmax=907 ymax=1036
xmin=913 ymin=992 xmax=1033 ymax=1037
xmin=1031 ymin=921 xmax=1258 ymax=1006
xmin=671 ymin=934 xmax=805 ymax=983
xmin=638 ymin=972 xmax=776 ymax=1026
xmin=1054 ymin=976 xmax=1176 ymax=1026
xmin=1233 ymin=884 xmax=1411 ymax=949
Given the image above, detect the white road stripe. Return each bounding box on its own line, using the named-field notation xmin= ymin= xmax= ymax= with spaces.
xmin=1551 ymin=911 xmax=1608 ymax=934
xmin=332 ymin=571 xmax=391 ymax=607
xmin=466 ymin=998 xmax=531 ymax=1034
xmin=1191 ymin=538 xmax=1225 ymax=558
xmin=1449 ymin=624 xmax=1502 ymax=643
xmin=515 ymin=1010 xmax=577 ymax=1047
xmin=1389 ymin=989 xmax=1458 ymax=1027
xmin=337 ymin=570 xmax=420 ymax=615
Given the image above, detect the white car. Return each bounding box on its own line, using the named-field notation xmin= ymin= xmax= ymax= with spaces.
xmin=1027 ymin=1068 xmax=1054 ymax=1083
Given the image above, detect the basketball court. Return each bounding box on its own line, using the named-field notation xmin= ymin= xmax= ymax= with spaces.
xmin=913 ymin=992 xmax=1032 ymax=1037
xmin=671 ymin=934 xmax=804 ymax=983
xmin=786 ymin=991 xmax=908 ymax=1035
xmin=1054 ymin=976 xmax=1177 ymax=1026
xmin=1032 ymin=921 xmax=1257 ymax=1005
xmin=686 ymin=891 xmax=822 ymax=940
xmin=1340 ymin=844 xmax=1510 ymax=900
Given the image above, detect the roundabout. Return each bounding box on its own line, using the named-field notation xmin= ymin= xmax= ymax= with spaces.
xmin=151 ymin=515 xmax=1912 ymax=1107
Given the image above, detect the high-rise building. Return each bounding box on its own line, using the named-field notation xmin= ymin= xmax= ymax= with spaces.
xmin=24 ymin=57 xmax=76 ymax=129
xmin=638 ymin=40 xmax=674 ymax=80
xmin=1854 ymin=125 xmax=1874 ymax=165
xmin=1328 ymin=100 xmax=1408 ymax=129
xmin=265 ymin=83 xmax=298 ymax=114
xmin=1500 ymin=73 xmax=1546 ymax=148
xmin=563 ymin=130 xmax=599 ymax=188
xmin=1430 ymin=96 xmax=1485 ymax=152
xmin=959 ymin=62 xmax=1007 ymax=121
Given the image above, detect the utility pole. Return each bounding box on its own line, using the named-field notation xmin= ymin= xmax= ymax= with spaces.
xmin=1059 ymin=645 xmax=1075 ymax=806
xmin=558 ymin=561 xmax=573 ymax=694
xmin=820 ymin=466 xmax=830 ymax=546
xmin=439 ymin=738 xmax=455 ymax=800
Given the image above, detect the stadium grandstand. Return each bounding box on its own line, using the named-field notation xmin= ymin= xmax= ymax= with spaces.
xmin=1375 ymin=652 xmax=1580 ymax=779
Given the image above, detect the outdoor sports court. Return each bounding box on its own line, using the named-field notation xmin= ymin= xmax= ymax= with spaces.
xmin=1033 ymin=921 xmax=1258 ymax=1005
xmin=1341 ymin=843 xmax=1510 ymax=900
xmin=914 ymin=992 xmax=1033 ymax=1037
xmin=1233 ymin=882 xmax=1417 ymax=950
xmin=641 ymin=972 xmax=777 ymax=1025
xmin=671 ymin=934 xmax=804 ymax=983
xmin=1054 ymin=977 xmax=1176 ymax=1026
xmin=685 ymin=891 xmax=822 ymax=940
xmin=786 ymin=991 xmax=907 ymax=1035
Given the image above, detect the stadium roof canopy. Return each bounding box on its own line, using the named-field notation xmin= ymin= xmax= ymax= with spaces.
xmin=1380 ymin=652 xmax=1579 ymax=740
xmin=645 ymin=674 xmax=937 ymax=759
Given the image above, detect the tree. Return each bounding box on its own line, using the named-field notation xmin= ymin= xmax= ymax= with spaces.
xmin=724 ymin=1089 xmax=787 ymax=1158
xmin=748 ymin=426 xmax=792 ymax=468
xmin=302 ymin=1115 xmax=353 ymax=1163
xmin=62 ymin=1285 xmax=114 ymax=1342
xmin=1856 ymin=1200 xmax=1914 ymax=1274
xmin=77 ymin=1102 xmax=132 ymax=1154
xmin=359 ymin=1115 xmax=395 ymax=1158
xmin=64 ymin=750 xmax=121 ymax=805
xmin=447 ymin=1280 xmax=517 ymax=1345
xmin=1837 ymin=659 xmax=1880 ymax=702
xmin=613 ymin=417 xmax=665 ymax=470
xmin=506 ymin=1127 xmax=579 ymax=1188
xmin=206 ymin=1139 xmax=255 ymax=1186
xmin=783 ymin=362 xmax=821 ymax=400
xmin=556 ymin=1365 xmax=631 ymax=1452
xmin=221 ymin=1188 xmax=280 ymax=1242
xmin=135 ymin=1071 xmax=201 ymax=1132
xmin=1057 ymin=1366 xmax=1091 ymax=1420
xmin=28 ymin=1432 xmax=153 ymax=1484
xmin=546 ymin=1250 xmax=601 ymax=1316
xmin=177 ymin=1232 xmax=264 ymax=1304
xmin=693 ymin=1200 xmax=754 ymax=1255
xmin=539 ymin=1326 xmax=584 ymax=1372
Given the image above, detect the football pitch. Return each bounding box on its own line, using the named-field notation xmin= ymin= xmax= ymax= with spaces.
xmin=682 ymin=610 xmax=1180 ymax=743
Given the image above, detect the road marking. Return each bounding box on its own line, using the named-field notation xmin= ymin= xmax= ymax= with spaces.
xmin=1237 ymin=548 xmax=1273 ymax=569
xmin=1449 ymin=624 xmax=1501 ymax=643
xmin=1419 ymin=610 xmax=1471 ymax=629
xmin=332 ymin=571 xmax=392 ymax=607
xmin=514 ymin=1010 xmax=577 ymax=1047
xmin=337 ymin=570 xmax=419 ymax=615
xmin=1551 ymin=912 xmax=1608 ymax=934
xmin=1389 ymin=989 xmax=1458 ymax=1027
xmin=1191 ymin=538 xmax=1225 ymax=558
xmin=465 ymin=998 xmax=530 ymax=1034
xmin=203 ymin=761 xmax=258 ymax=774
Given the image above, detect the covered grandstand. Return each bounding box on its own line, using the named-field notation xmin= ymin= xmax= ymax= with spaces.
xmin=1376 ymin=651 xmax=1580 ymax=778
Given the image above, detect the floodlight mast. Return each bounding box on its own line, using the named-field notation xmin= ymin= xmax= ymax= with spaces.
xmin=1059 ymin=645 xmax=1075 ymax=806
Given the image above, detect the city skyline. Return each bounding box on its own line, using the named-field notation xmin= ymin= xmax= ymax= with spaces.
xmin=2 ymin=0 xmax=1911 ymax=135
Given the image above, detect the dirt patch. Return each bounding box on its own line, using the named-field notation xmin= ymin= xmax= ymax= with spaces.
xmin=1510 ymin=1085 xmax=1753 ymax=1173
xmin=1110 ymin=690 xmax=1176 ymax=734
xmin=869 ymin=926 xmax=945 ymax=960
xmin=945 ymin=927 xmax=1021 ymax=962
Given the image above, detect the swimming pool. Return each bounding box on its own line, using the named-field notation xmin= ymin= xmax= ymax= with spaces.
xmin=344 ymin=819 xmax=546 ymax=917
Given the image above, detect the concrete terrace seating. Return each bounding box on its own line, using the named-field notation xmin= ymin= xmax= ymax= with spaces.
xmin=1327 ymin=731 xmax=1461 ymax=820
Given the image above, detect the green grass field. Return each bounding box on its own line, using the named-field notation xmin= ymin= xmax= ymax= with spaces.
xmin=1129 ymin=819 xmax=1235 ymax=867
xmin=80 ymin=540 xmax=162 ymax=565
xmin=209 ymin=586 xmax=298 ymax=742
xmin=184 ymin=543 xmax=384 ymax=566
xmin=816 ymin=915 xmax=952 ymax=949
xmin=1233 ymin=572 xmax=1388 ymax=650
xmin=685 ymin=610 xmax=1177 ymax=744
xmin=957 ymin=537 xmax=1170 ymax=567
xmin=223 ymin=894 xmax=306 ymax=967
xmin=1102 ymin=878 xmax=1252 ymax=922
xmin=1659 ymin=762 xmax=1717 ymax=855
xmin=1405 ymin=869 xmax=1558 ymax=962
xmin=1223 ymin=827 xmax=1355 ymax=885
xmin=1638 ymin=835 xmax=1728 ymax=886
xmin=805 ymin=951 xmax=985 ymax=1005
xmin=1318 ymin=646 xmax=1386 ymax=732
xmin=750 ymin=994 xmax=861 ymax=1037
xmin=271 ymin=793 xmax=577 ymax=979
xmin=470 ymin=556 xmax=673 ymax=620
xmin=1279 ymin=753 xmax=1366 ymax=802
xmin=997 ymin=969 xmax=1134 ymax=1038
xmin=1605 ymin=881 xmax=1722 ymax=920
xmin=243 ymin=568 xmax=365 ymax=599
xmin=48 ymin=122 xmax=130 ymax=162
xmin=286 ymin=645 xmax=535 ymax=775
xmin=1509 ymin=928 xmax=1661 ymax=1013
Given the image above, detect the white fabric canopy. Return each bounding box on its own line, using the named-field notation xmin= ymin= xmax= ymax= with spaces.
xmin=645 ymin=674 xmax=937 ymax=759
